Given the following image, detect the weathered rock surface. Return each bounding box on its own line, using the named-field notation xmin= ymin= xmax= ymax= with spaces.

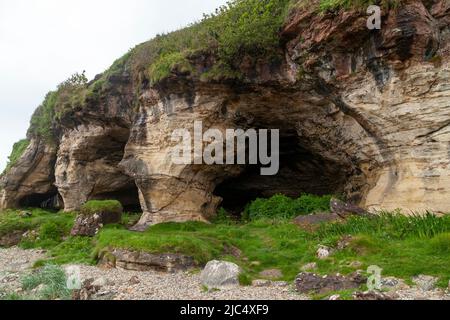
xmin=0 ymin=231 xmax=23 ymax=248
xmin=412 ymin=274 xmax=439 ymax=291
xmin=103 ymin=249 xmax=197 ymax=273
xmin=71 ymin=210 xmax=122 ymax=237
xmin=294 ymin=213 xmax=342 ymax=231
xmin=1 ymin=1 xmax=449 ymax=227
xmin=295 ymin=272 xmax=367 ymax=294
xmin=200 ymin=260 xmax=241 ymax=289
xmin=330 ymin=199 xmax=368 ymax=218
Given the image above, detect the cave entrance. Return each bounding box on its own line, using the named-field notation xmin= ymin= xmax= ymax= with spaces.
xmin=213 ymin=133 xmax=347 ymax=215
xmin=90 ymin=184 xmax=141 ymax=213
xmin=18 ymin=189 xmax=63 ymax=210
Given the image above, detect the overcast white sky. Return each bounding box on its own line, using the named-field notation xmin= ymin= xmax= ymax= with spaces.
xmin=0 ymin=0 xmax=227 ymax=171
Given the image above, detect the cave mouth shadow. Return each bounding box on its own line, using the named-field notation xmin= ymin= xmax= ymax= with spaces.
xmin=18 ymin=189 xmax=64 ymax=211
xmin=90 ymin=184 xmax=142 ymax=213
xmin=213 ymin=134 xmax=348 ymax=216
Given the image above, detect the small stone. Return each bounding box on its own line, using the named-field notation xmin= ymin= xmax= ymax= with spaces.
xmin=19 ymin=211 xmax=32 ymax=218
xmin=381 ymin=277 xmax=409 ymax=291
xmin=252 ymin=279 xmax=271 ymax=287
xmin=317 ymin=246 xmax=332 ymax=259
xmin=353 ymin=291 xmax=392 ymax=300
xmin=272 ymin=281 xmax=289 ymax=287
xmin=92 ymin=277 xmax=110 ymax=287
xmin=329 ymin=294 xmax=341 ymax=300
xmin=301 ymin=262 xmax=318 ymax=271
xmin=259 ymin=269 xmax=283 ymax=280
xmin=128 ymin=275 xmax=140 ymax=285
xmin=349 ymin=261 xmax=363 ymax=268
xmin=412 ymin=275 xmax=438 ymax=291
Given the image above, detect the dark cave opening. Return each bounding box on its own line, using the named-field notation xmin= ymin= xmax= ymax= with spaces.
xmin=213 ymin=133 xmax=348 ymax=215
xmin=81 ymin=127 xmax=143 ymax=213
xmin=18 ymin=190 xmax=63 ymax=210
xmin=90 ymin=184 xmax=142 ymax=213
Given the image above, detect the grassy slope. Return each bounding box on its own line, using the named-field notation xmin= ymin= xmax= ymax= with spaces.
xmin=1 ymin=205 xmax=449 ymax=292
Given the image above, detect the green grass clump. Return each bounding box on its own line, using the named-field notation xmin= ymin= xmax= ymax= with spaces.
xmin=245 ymin=193 xmax=332 ymax=220
xmin=35 ymin=237 xmax=96 ymax=267
xmin=140 ymin=0 xmax=292 ymax=84
xmin=315 ymin=211 xmax=450 ymax=240
xmin=148 ymin=52 xmax=194 ymax=84
xmin=80 ymin=200 xmax=123 ymax=215
xmin=29 ymin=72 xmax=88 ymax=142
xmin=21 ymin=264 xmax=72 ymax=300
xmin=2 ymin=139 xmax=30 ymax=174
xmin=429 ymin=233 xmax=450 ymax=254
xmin=318 ymin=0 xmax=401 ymax=11
xmin=0 ymin=209 xmax=74 ymax=242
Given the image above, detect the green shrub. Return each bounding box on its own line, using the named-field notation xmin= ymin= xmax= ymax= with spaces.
xmin=316 ymin=212 xmax=450 ymax=240
xmin=318 ymin=0 xmax=401 ymax=12
xmin=212 ymin=208 xmax=236 ymax=225
xmin=21 ymin=264 xmax=71 ymax=300
xmin=2 ymin=139 xmax=29 ymax=174
xmin=206 ymin=0 xmax=291 ymax=63
xmin=39 ymin=221 xmax=65 ymax=241
xmin=29 ymin=72 xmax=88 ymax=142
xmin=429 ymin=233 xmax=450 ymax=254
xmin=148 ymin=52 xmax=193 ymax=84
xmin=238 ymin=272 xmax=253 ymax=286
xmin=247 ymin=194 xmax=332 ymax=220
xmin=80 ymin=200 xmax=123 ymax=215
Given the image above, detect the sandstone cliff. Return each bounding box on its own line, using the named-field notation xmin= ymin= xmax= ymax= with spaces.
xmin=1 ymin=0 xmax=449 ymax=229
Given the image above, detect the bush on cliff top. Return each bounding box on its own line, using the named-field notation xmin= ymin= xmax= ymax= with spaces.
xmin=29 ymin=72 xmax=88 ymax=142
xmin=80 ymin=200 xmax=123 ymax=216
xmin=2 ymin=139 xmax=29 ymax=174
xmin=23 ymin=0 xmax=403 ymax=143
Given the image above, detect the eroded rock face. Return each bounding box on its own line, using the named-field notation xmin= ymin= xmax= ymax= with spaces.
xmin=1 ymin=1 xmax=449 ymax=227
xmin=55 ymin=124 xmax=137 ymax=211
xmin=71 ymin=210 xmax=122 ymax=237
xmin=0 ymin=139 xmax=57 ymax=209
xmin=105 ymin=249 xmax=197 ymax=273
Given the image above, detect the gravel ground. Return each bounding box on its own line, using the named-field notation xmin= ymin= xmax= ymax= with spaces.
xmin=0 ymin=247 xmax=307 ymax=300
xmin=1 ymin=247 xmax=449 ymax=300
xmin=75 ymin=265 xmax=308 ymax=300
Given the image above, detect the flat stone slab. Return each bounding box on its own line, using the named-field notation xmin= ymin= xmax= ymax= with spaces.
xmin=101 ymin=249 xmax=197 ymax=273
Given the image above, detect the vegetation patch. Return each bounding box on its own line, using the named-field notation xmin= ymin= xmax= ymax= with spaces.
xmin=0 ymin=209 xmax=74 ymax=241
xmin=29 ymin=72 xmax=88 ymax=142
xmin=80 ymin=200 xmax=123 ymax=216
xmin=244 ymin=193 xmax=332 ymax=220
xmin=2 ymin=139 xmax=29 ymax=174
xmin=1 ymin=197 xmax=450 ymax=296
xmin=317 ymin=0 xmax=402 ymax=12
xmin=21 ymin=264 xmax=72 ymax=300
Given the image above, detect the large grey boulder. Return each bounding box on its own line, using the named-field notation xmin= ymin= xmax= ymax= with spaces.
xmin=200 ymin=260 xmax=241 ymax=289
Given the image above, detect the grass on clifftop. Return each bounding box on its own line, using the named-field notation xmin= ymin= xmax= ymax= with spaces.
xmin=22 ymin=0 xmax=406 ymax=144
xmin=2 ymin=139 xmax=29 ymax=175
